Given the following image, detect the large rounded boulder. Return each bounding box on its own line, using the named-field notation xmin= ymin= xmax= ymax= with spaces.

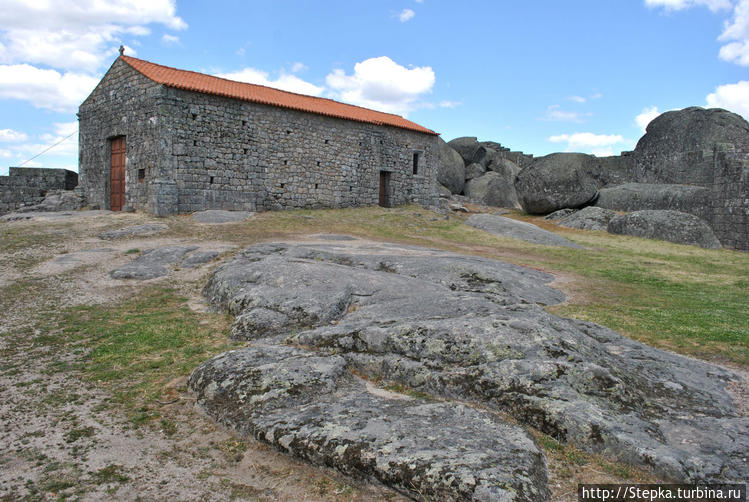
xmin=447 ymin=136 xmax=481 ymax=165
xmin=607 ymin=210 xmax=722 ymax=249
xmin=437 ymin=137 xmax=465 ymax=195
xmin=634 ymin=107 xmax=749 ymax=184
xmin=464 ymin=171 xmax=520 ymax=208
xmin=514 ymin=153 xmax=599 ymax=214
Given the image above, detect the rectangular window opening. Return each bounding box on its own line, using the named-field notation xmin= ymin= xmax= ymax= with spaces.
xmin=280 ymin=183 xmax=285 ymax=189
xmin=412 ymin=152 xmax=420 ymax=175
xmin=242 ymin=120 xmax=247 ymax=126
xmin=209 ymin=176 xmax=214 ymax=184
xmin=137 ymin=168 xmax=145 ymax=183
xmin=316 ymin=161 xmax=320 ymax=166
xmin=191 ymin=113 xmax=197 ymax=120
xmin=243 ymin=148 xmax=248 ymax=154
xmin=315 ymin=183 xmax=318 ymax=189
xmin=193 ymin=140 xmax=197 ymax=146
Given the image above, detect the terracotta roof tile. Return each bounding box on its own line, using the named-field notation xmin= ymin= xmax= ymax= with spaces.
xmin=120 ymin=56 xmax=437 ymax=136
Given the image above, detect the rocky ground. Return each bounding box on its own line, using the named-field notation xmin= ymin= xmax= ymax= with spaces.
xmin=0 ymin=211 xmax=407 ymax=501
xmin=1 ymin=208 xmax=746 ymax=501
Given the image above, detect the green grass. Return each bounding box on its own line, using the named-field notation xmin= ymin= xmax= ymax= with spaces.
xmin=52 ymin=286 xmax=238 ymax=421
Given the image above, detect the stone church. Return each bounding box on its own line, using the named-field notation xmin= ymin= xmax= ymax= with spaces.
xmin=78 ymin=54 xmax=439 ymax=215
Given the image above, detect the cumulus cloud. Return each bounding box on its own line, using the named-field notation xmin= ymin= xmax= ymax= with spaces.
xmin=399 ymin=9 xmax=416 ymax=22
xmin=718 ymin=0 xmax=749 ymax=65
xmin=542 ymin=105 xmax=592 ymax=123
xmin=217 ymin=68 xmax=325 ymax=97
xmin=548 ymin=132 xmax=627 ymax=156
xmin=0 ymin=64 xmax=99 ymax=112
xmin=706 ymin=80 xmax=749 ymax=118
xmin=568 ymin=95 xmax=587 ymax=103
xmin=1 ymin=122 xmax=79 ymax=170
xmin=0 ymin=0 xmax=186 ymax=72
xmin=647 ymin=0 xmax=749 ymax=66
xmin=291 ymin=62 xmax=308 ymax=73
xmin=635 ymin=106 xmax=662 ymax=133
xmin=0 ymin=128 xmax=27 ymax=142
xmin=326 ymin=56 xmax=435 ymax=115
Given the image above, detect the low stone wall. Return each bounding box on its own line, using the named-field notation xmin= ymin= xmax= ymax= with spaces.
xmin=0 ymin=167 xmax=78 ymax=215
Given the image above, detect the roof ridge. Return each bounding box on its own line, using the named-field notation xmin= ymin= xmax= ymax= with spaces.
xmin=119 ymin=56 xmax=437 ymax=135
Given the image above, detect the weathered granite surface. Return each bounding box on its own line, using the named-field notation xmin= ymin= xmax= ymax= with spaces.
xmin=466 ymin=213 xmax=582 ymax=248
xmin=437 ymin=137 xmax=465 ymax=195
xmin=98 ymin=224 xmax=168 ymax=240
xmin=514 ymin=153 xmax=599 ymax=214
xmin=595 ymin=183 xmax=712 ymax=222
xmin=194 ymin=240 xmax=748 ymax=490
xmin=191 ymin=210 xmax=253 ymax=224
xmin=464 ymin=172 xmax=520 ymax=208
xmin=607 ymin=210 xmax=722 ymax=249
xmin=555 ymin=207 xmax=617 ymax=231
xmin=110 ymin=245 xmax=198 ymax=279
xmin=190 ymin=345 xmax=550 ymax=502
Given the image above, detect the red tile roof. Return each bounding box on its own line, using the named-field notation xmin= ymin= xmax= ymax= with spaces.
xmin=121 ymin=56 xmax=438 ymax=136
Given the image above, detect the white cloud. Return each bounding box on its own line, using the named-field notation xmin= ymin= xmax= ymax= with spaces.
xmin=706 ymin=80 xmax=749 ymax=118
xmin=326 ymin=56 xmax=435 ymax=115
xmin=162 ymin=34 xmax=180 ymax=45
xmin=399 ymin=8 xmax=416 ymax=22
xmin=0 ymin=0 xmax=185 ymax=72
xmin=0 ymin=149 xmax=12 ymax=158
xmin=217 ymin=68 xmax=325 ymax=96
xmin=635 ymin=106 xmax=662 ymax=133
xmin=549 ymin=132 xmax=627 ymax=156
xmin=718 ymin=0 xmax=749 ymax=65
xmin=542 ymin=105 xmax=592 ymax=122
xmin=439 ymin=100 xmax=461 ymax=108
xmin=290 ymin=62 xmax=308 ymax=73
xmin=647 ymin=0 xmax=749 ymax=67
xmin=644 ymin=0 xmax=732 ymax=12
xmin=0 ymin=64 xmax=99 ymax=112
xmin=568 ymin=95 xmax=587 ymax=103
xmin=0 ymin=128 xmax=27 ymax=142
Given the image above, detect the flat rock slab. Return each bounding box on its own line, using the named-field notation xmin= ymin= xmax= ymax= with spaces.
xmin=190 ymin=345 xmax=549 ymax=501
xmin=195 ymin=240 xmax=749 ymax=487
xmin=191 ymin=210 xmax=253 ymax=224
xmin=180 ymin=250 xmax=220 ymax=269
xmin=466 ymin=213 xmax=582 ymax=248
xmin=110 ymin=245 xmax=198 ymax=279
xmin=98 ymin=224 xmax=168 ymax=240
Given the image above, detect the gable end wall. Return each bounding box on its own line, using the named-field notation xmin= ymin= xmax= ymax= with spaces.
xmin=78 ymin=59 xmax=165 ymax=211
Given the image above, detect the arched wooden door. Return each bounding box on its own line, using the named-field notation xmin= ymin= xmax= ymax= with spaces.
xmin=110 ymin=136 xmax=126 ymax=211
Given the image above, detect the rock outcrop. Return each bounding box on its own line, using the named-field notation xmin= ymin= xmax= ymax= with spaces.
xmin=437 ymin=138 xmax=466 ymax=195
xmin=607 ymin=210 xmax=722 ymax=249
xmin=192 ymin=239 xmax=748 ymax=492
xmin=514 ymin=153 xmax=599 ymax=214
xmin=466 ymin=213 xmax=582 ymax=248
xmin=555 ymin=206 xmax=617 ymax=231
xmin=595 ymin=183 xmax=712 ymax=222
xmin=464 ymin=172 xmax=520 ymax=208
xmin=634 ymin=107 xmax=749 ymax=185
xmin=14 ymin=190 xmax=84 ymax=213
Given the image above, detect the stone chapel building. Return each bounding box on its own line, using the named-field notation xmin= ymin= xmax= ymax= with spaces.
xmin=78 ymin=55 xmax=439 ymax=215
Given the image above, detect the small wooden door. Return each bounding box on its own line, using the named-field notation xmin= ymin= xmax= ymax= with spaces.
xmin=378 ymin=171 xmax=390 ymax=207
xmin=110 ymin=136 xmax=126 ymax=211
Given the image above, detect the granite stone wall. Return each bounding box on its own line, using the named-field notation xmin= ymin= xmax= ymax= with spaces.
xmin=0 ymin=167 xmax=78 ymax=214
xmin=79 ymin=59 xmax=438 ymax=215
xmin=78 ymin=58 xmax=164 ymax=211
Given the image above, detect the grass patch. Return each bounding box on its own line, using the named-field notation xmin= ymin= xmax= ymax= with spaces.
xmin=53 ymin=286 xmax=237 ymax=422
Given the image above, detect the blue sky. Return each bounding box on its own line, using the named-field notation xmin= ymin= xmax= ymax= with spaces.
xmin=1 ymin=0 xmax=748 ymax=175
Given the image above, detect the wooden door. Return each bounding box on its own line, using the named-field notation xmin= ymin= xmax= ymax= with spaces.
xmin=110 ymin=136 xmax=126 ymax=211
xmin=378 ymin=171 xmax=390 ymax=207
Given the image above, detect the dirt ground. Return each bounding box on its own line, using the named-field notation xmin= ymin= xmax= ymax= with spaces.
xmin=0 ymin=210 xmax=408 ymax=502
